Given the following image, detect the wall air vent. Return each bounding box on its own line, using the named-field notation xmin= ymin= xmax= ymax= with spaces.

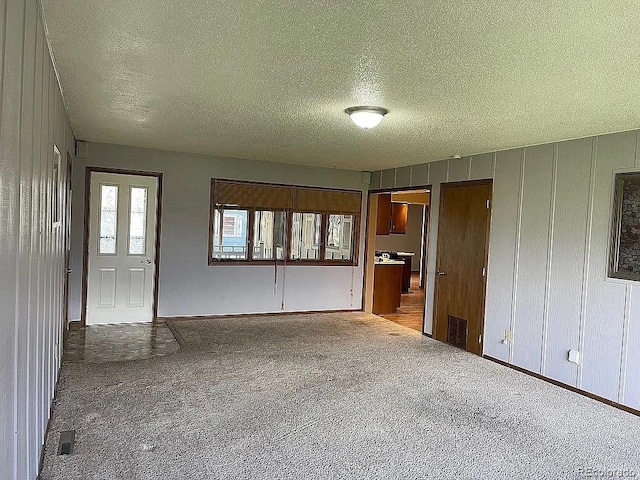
xmin=75 ymin=140 xmax=88 ymax=157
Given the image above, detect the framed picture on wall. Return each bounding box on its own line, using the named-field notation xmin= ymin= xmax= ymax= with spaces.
xmin=609 ymin=171 xmax=640 ymax=281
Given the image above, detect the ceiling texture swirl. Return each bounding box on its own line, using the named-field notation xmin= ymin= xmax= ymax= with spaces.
xmin=42 ymin=0 xmax=640 ymax=170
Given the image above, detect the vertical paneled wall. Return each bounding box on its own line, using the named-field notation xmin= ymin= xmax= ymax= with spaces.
xmin=0 ymin=0 xmax=74 ymax=479
xmin=371 ymin=130 xmax=640 ymax=410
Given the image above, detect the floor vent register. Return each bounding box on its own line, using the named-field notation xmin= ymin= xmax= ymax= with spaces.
xmin=57 ymin=430 xmax=76 ymax=455
xmin=447 ymin=316 xmax=468 ymax=350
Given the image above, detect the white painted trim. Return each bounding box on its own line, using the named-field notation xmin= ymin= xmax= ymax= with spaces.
xmin=635 ymin=130 xmax=640 ymax=169
xmin=618 ymin=284 xmax=632 ymax=403
xmin=491 ymin=152 xmax=497 ymax=178
xmin=35 ymin=0 xmax=71 ymax=120
xmin=508 ymin=149 xmax=526 ymax=364
xmin=577 ymin=137 xmax=598 ymax=389
xmin=540 ymin=143 xmax=558 ymax=375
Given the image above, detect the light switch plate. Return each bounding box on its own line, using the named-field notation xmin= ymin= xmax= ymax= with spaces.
xmin=568 ymin=349 xmax=581 ymax=365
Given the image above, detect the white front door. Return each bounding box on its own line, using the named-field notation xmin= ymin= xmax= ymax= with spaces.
xmin=86 ymin=172 xmax=158 ymax=325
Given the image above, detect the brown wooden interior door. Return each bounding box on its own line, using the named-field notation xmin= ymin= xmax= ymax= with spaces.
xmin=433 ymin=180 xmax=492 ymax=355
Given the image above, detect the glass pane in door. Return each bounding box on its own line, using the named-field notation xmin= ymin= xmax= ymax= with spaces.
xmin=99 ymin=185 xmax=118 ymax=254
xmin=128 ymin=187 xmax=148 ymax=255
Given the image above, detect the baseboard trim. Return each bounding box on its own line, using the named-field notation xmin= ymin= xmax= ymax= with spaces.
xmin=164 ymin=320 xmax=186 ymax=347
xmin=483 ymin=355 xmax=640 ymax=418
xmin=158 ymin=308 xmax=362 ymax=322
xmin=38 ymin=363 xmax=63 ymax=478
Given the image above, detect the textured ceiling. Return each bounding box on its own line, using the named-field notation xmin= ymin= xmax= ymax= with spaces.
xmin=42 ymin=1 xmax=640 ymax=171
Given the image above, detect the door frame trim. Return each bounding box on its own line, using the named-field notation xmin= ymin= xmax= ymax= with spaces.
xmin=432 ymin=178 xmax=492 ymax=354
xmin=63 ymin=152 xmax=73 ymax=328
xmin=81 ymin=166 xmax=164 ymax=326
xmin=420 ymin=203 xmax=431 ymax=334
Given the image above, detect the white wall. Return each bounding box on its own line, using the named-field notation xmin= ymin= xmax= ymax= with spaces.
xmin=69 ymin=143 xmax=367 ymax=319
xmin=0 ymin=0 xmax=75 ymax=478
xmin=374 ymin=203 xmax=424 ymax=271
xmin=371 ymin=131 xmax=640 ymax=410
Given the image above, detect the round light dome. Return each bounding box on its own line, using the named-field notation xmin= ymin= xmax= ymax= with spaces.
xmin=345 ymin=106 xmax=389 ymax=129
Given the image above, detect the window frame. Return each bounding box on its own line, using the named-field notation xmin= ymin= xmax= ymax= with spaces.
xmin=208 ymin=179 xmax=360 ymax=266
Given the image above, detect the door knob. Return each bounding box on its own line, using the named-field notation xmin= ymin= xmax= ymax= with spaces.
xmin=141 ymin=258 xmax=152 ymax=265
xmin=437 ymin=270 xmax=446 ymax=276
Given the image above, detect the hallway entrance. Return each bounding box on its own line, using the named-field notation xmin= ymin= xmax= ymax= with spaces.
xmin=379 ymin=272 xmax=424 ymax=331
xmin=364 ymin=189 xmax=430 ymax=332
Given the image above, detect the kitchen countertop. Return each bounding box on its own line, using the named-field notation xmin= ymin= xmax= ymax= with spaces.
xmin=374 ymin=259 xmax=405 ymax=265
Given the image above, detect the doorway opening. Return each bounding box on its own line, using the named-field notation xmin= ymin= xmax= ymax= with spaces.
xmin=364 ymin=188 xmax=431 ymax=333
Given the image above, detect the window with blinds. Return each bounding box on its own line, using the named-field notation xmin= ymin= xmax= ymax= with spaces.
xmin=209 ymin=179 xmax=361 ymax=265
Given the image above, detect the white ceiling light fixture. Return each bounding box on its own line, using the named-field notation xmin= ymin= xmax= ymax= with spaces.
xmin=345 ymin=106 xmax=389 ymax=129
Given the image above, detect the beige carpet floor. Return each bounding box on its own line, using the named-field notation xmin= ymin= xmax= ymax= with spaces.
xmin=40 ymin=312 xmax=640 ymax=479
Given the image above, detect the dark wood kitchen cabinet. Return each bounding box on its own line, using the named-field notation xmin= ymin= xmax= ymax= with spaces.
xmin=391 ymin=203 xmax=408 ymax=234
xmin=372 ymin=263 xmax=403 ymax=314
xmin=396 ymin=253 xmax=413 ymax=292
xmin=376 ymin=194 xmax=392 ymax=235
xmin=376 ymin=194 xmax=408 ymax=235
